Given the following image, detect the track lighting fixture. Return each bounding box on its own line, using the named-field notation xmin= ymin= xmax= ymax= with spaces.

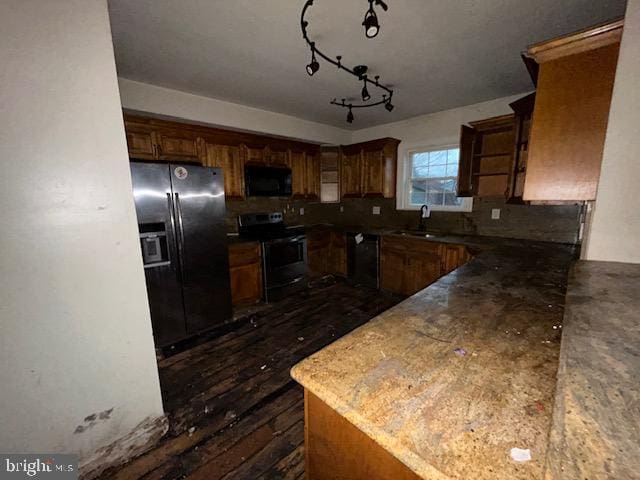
xmin=361 ymin=82 xmax=370 ymax=102
xmin=347 ymin=107 xmax=354 ymax=124
xmin=306 ymin=47 xmax=319 ymax=76
xmin=363 ymin=0 xmax=388 ymax=38
xmin=363 ymin=7 xmax=380 ymax=38
xmin=301 ymin=0 xmax=396 ymax=123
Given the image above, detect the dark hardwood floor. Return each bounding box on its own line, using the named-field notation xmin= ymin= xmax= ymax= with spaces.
xmin=99 ymin=279 xmax=402 ymax=480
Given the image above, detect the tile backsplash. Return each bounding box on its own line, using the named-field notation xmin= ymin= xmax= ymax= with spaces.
xmin=225 ymin=196 xmax=583 ymax=244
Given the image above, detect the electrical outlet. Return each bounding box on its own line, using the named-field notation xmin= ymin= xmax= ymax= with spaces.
xmin=299 ymin=207 xmax=305 ymax=216
xmin=340 ymin=205 xmax=344 ymax=213
xmin=491 ymin=208 xmax=501 ymax=220
xmin=372 ymin=206 xmax=381 ymax=215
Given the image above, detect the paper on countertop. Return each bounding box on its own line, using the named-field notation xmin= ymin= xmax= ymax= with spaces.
xmin=355 ymin=233 xmax=364 ymax=244
xmin=510 ymin=448 xmax=532 ymax=462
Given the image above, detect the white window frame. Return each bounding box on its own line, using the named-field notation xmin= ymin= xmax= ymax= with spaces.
xmin=396 ymin=143 xmax=473 ymax=212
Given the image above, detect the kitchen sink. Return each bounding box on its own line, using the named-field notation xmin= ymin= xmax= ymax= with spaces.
xmin=391 ymin=230 xmax=440 ymax=239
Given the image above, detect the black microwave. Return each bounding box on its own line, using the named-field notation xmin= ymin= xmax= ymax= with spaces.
xmin=245 ymin=165 xmax=292 ymax=197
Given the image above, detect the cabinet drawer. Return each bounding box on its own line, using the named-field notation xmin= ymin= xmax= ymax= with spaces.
xmin=228 ymin=242 xmax=261 ymax=268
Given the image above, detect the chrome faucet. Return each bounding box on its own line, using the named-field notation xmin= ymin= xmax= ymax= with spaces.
xmin=418 ymin=204 xmax=429 ymax=231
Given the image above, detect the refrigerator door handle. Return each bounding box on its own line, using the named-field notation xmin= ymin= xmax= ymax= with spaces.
xmin=166 ymin=192 xmax=181 ymax=283
xmin=174 ymin=192 xmax=187 ymax=283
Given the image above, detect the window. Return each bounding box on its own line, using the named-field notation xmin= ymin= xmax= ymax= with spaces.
xmin=398 ymin=145 xmax=472 ymax=212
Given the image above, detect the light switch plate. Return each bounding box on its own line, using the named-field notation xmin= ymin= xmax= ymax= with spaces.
xmin=491 ymin=208 xmax=501 ymax=220
xmin=299 ymin=207 xmax=305 ymax=216
xmin=340 ymin=205 xmax=344 ymax=213
xmin=372 ymin=206 xmax=381 ymax=215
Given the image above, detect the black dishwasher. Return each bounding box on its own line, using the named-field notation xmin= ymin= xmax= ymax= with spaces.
xmin=346 ymin=233 xmax=379 ymax=289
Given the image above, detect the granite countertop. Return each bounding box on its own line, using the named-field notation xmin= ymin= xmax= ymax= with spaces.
xmin=546 ymin=261 xmax=640 ymax=479
xmin=291 ymin=236 xmax=577 ymax=479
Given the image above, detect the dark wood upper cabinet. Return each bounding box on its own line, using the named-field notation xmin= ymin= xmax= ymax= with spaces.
xmin=457 ymin=115 xmax=516 ymax=198
xmin=155 ymin=130 xmax=202 ymax=162
xmin=244 ymin=145 xmax=265 ymax=165
xmin=456 ymin=20 xmax=621 ymax=204
xmin=339 ymin=138 xmax=400 ymax=199
xmin=264 ymin=147 xmax=288 ymax=167
xmin=305 ymin=153 xmax=321 ymax=200
xmin=205 ymin=143 xmax=245 ymax=200
xmin=125 ymin=125 xmax=157 ymax=160
xmin=123 ymin=114 xmax=321 ymax=200
xmin=289 ymin=150 xmax=307 ymax=199
xmin=340 ymin=151 xmax=362 ymax=198
xmin=523 ymin=21 xmax=621 ymax=202
xmin=123 ymin=115 xmax=401 ymax=203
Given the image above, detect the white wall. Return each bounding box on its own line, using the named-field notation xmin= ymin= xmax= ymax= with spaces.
xmin=351 ymin=94 xmax=527 ymax=210
xmin=119 ymin=78 xmax=352 ymax=145
xmin=583 ymin=0 xmax=640 ymax=264
xmin=0 ymin=0 xmax=164 ymax=468
xmin=351 ymin=94 xmax=527 ymax=146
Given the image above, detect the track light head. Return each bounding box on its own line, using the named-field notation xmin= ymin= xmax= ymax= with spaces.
xmin=361 ymin=83 xmax=370 ymax=102
xmin=363 ymin=8 xmax=380 ymax=38
xmin=385 ymin=100 xmax=394 ymax=112
xmin=306 ymin=59 xmax=319 ymax=76
xmin=347 ymin=108 xmax=354 ymax=124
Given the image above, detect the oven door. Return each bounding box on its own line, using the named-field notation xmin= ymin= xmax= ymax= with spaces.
xmin=262 ymin=235 xmax=308 ymax=302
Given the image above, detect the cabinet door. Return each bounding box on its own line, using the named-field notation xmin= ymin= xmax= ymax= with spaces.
xmin=457 ymin=125 xmax=476 ymax=197
xmin=328 ymin=231 xmax=347 ymax=277
xmin=125 ymin=125 xmax=157 ymax=160
xmin=361 ymin=150 xmax=385 ymax=197
xmin=228 ymin=242 xmax=262 ymax=305
xmin=440 ymin=245 xmax=469 ymax=275
xmin=524 ymin=43 xmax=619 ymax=201
xmin=206 ymin=143 xmax=245 ymax=199
xmin=289 ymin=151 xmax=307 ymax=198
xmin=380 ymin=239 xmax=406 ymax=295
xmin=245 ymin=146 xmax=265 ymax=165
xmin=307 ymin=230 xmax=331 ymax=277
xmin=341 ymin=151 xmax=362 ymax=198
xmin=266 ymin=148 xmax=288 ymax=167
xmin=305 ymin=153 xmax=321 ymax=199
xmin=155 ymin=130 xmax=201 ymax=162
xmin=405 ymin=251 xmax=442 ymax=295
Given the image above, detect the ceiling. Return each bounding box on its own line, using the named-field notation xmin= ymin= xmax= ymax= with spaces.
xmin=108 ymin=0 xmax=627 ymax=130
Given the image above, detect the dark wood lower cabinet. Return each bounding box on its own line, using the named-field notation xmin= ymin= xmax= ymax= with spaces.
xmin=307 ymin=229 xmax=347 ymax=278
xmin=380 ymin=236 xmax=470 ymax=296
xmin=228 ymin=242 xmax=263 ymax=305
xmin=440 ymin=244 xmax=471 ymax=275
xmin=305 ymin=389 xmax=421 ymax=480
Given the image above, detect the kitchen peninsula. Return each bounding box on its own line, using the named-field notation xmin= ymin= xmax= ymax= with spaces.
xmin=292 ymin=235 xmax=576 ymax=479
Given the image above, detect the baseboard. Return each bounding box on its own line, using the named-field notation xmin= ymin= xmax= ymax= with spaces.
xmin=78 ymin=414 xmax=168 ymax=479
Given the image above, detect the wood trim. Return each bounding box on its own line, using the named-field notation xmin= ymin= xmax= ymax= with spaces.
xmin=341 ymin=137 xmax=401 ymax=155
xmin=469 ymin=114 xmax=515 ymax=131
xmin=527 ymin=19 xmax=623 ymax=63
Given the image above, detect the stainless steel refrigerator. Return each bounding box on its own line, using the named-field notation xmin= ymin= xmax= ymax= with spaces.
xmin=130 ymin=162 xmax=232 ymax=347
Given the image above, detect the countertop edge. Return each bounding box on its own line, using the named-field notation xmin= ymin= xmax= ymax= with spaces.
xmin=290 ymin=364 xmax=454 ymax=480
